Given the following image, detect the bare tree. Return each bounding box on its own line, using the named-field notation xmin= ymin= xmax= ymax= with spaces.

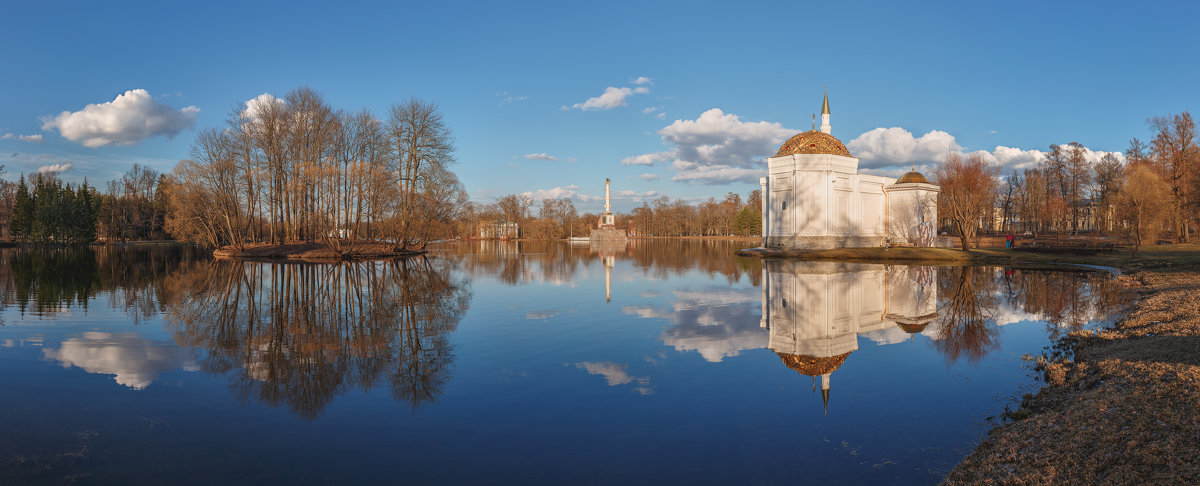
xmin=1019 ymin=168 xmax=1048 ymax=237
xmin=1149 ymin=112 xmax=1198 ymax=242
xmin=1117 ymin=165 xmax=1170 ymax=257
xmin=1092 ymin=153 xmax=1124 ymax=234
xmin=935 ymin=152 xmax=999 ymax=250
xmin=1065 ymin=142 xmax=1092 ymax=232
xmin=387 ymin=98 xmax=455 ymax=250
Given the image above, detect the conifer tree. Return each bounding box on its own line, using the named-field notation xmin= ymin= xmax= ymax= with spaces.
xmin=11 ymin=175 xmax=32 ymax=241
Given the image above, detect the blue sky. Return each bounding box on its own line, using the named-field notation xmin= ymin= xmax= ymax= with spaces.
xmin=2 ymin=0 xmax=1196 ymax=213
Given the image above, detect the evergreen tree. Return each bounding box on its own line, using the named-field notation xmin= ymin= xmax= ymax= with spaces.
xmin=73 ymin=180 xmax=98 ymax=244
xmin=12 ymin=175 xmax=32 ymax=241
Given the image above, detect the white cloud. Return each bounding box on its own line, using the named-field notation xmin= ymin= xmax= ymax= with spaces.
xmin=43 ymin=332 xmax=192 ymax=389
xmin=521 ymin=184 xmax=583 ymax=201
xmin=659 ymin=109 xmax=793 ymax=168
xmin=569 ymin=79 xmax=652 ymax=111
xmin=524 ymin=152 xmax=559 ymax=161
xmin=37 ymin=162 xmax=72 ymax=173
xmin=848 ymin=127 xmax=1127 ymax=178
xmin=621 ymin=150 xmax=674 ymax=166
xmin=624 ymin=108 xmax=794 ymax=184
xmin=0 ymin=133 xmax=43 ymax=143
xmin=42 ymin=89 xmax=199 ymax=147
xmin=242 ymin=93 xmax=284 ymax=124
xmin=519 ymin=185 xmax=658 ymax=207
xmin=847 ymin=127 xmax=961 ymax=169
xmin=639 ymin=173 xmax=660 ymax=181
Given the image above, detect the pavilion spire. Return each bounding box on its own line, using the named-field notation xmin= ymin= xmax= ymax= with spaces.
xmin=819 ymin=87 xmax=832 ymax=134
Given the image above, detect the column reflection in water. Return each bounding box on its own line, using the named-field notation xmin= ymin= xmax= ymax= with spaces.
xmin=761 ymin=261 xmax=939 ymax=413
xmin=162 ymin=257 xmax=471 ymax=419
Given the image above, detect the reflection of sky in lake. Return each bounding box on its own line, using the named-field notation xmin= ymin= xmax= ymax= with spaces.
xmin=0 ymin=243 xmax=1125 ymax=484
xmin=43 ymin=332 xmax=195 ymax=389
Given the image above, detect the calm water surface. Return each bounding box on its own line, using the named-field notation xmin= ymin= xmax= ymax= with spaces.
xmin=0 ymin=241 xmax=1124 ymax=485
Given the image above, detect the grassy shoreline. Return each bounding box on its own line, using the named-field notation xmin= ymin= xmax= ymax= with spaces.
xmin=740 ymin=244 xmax=1200 ymax=483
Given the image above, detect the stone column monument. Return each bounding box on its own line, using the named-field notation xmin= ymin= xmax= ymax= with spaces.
xmin=590 ymin=177 xmax=627 ymax=242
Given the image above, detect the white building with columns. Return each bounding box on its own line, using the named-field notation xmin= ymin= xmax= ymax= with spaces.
xmin=759 ymin=91 xmax=941 ymax=249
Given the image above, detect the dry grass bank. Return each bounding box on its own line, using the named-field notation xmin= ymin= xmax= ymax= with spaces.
xmin=943 ymin=270 xmax=1200 ymax=485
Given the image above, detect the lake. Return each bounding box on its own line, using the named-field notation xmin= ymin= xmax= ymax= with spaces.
xmin=0 ymin=241 xmax=1125 ymax=485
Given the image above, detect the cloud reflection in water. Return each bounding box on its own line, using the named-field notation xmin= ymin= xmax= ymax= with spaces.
xmin=43 ymin=332 xmax=192 ymax=389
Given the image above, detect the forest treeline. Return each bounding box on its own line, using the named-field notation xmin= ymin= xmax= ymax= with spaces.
xmin=936 ymin=111 xmax=1197 ymax=253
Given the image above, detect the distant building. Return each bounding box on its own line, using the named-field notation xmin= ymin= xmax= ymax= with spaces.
xmin=479 ymin=220 xmax=519 ymax=239
xmin=761 ymin=90 xmax=941 ymax=249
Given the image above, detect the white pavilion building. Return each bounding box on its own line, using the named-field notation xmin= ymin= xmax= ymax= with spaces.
xmin=759 ymin=91 xmax=941 ymax=249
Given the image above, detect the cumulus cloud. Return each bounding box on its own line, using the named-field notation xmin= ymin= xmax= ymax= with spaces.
xmin=520 ymin=185 xmax=659 ymax=207
xmin=0 ymin=133 xmax=43 ymax=143
xmin=43 ymin=332 xmax=192 ymax=389
xmin=621 ymin=150 xmax=674 ymax=166
xmin=37 ymin=162 xmax=72 ymax=173
xmin=521 ymin=184 xmax=584 ymax=201
xmin=847 ymin=127 xmax=961 ymax=169
xmin=848 ymin=126 xmax=1125 ymax=178
xmin=242 ymin=93 xmax=285 ymax=124
xmin=41 ymin=89 xmax=199 ymax=147
xmin=568 ymin=78 xmax=652 ymax=111
xmin=622 ymin=108 xmax=794 ymax=184
xmin=524 ymin=152 xmax=559 ymax=161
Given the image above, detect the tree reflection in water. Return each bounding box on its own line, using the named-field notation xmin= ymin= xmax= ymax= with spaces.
xmin=931 ymin=266 xmax=1127 ymax=364
xmin=932 ymin=267 xmax=1000 ymax=364
xmin=0 ymin=246 xmax=208 ymax=320
xmin=162 ymin=257 xmax=471 ymax=419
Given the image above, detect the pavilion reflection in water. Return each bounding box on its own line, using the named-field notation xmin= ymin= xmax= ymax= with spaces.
xmin=761 ymin=260 xmax=937 ymax=413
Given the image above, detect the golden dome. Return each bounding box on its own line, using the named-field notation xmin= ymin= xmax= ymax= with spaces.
xmin=896 ymin=322 xmax=930 ymax=334
xmin=776 ymin=351 xmax=851 ymax=376
xmin=896 ymin=171 xmax=930 ymax=184
xmin=775 ymin=130 xmax=852 ymax=157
